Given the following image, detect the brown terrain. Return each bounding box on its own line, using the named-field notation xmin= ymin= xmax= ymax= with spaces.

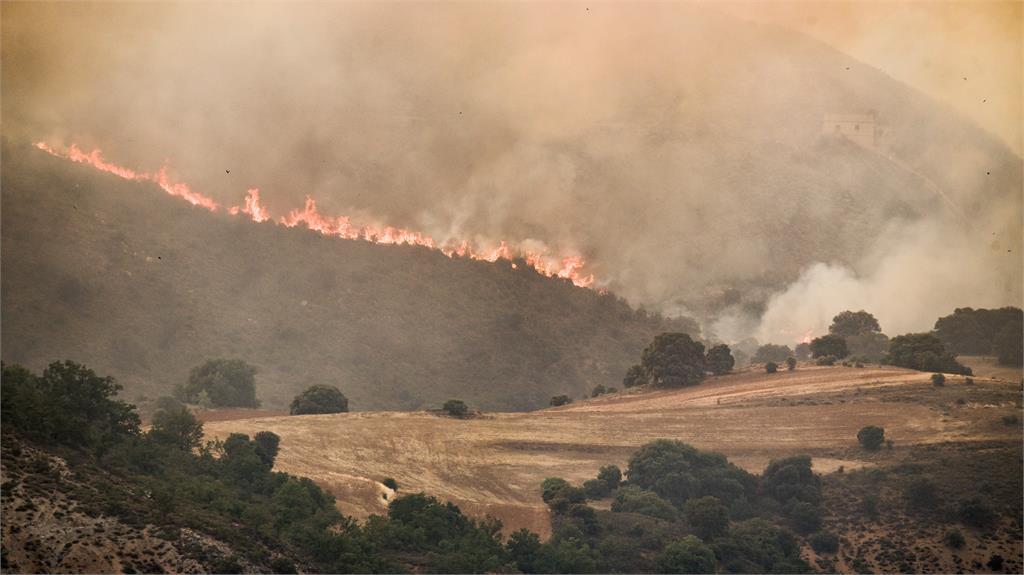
xmin=203 ymin=363 xmax=1023 ymax=545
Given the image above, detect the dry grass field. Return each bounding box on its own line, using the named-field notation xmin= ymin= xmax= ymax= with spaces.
xmin=203 ymin=364 xmax=1022 ymax=540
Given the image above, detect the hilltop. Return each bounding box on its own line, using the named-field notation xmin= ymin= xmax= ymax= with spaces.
xmin=0 ymin=143 xmax=695 ymax=411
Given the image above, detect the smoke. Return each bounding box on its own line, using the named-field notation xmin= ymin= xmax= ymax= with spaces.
xmin=3 ymin=2 xmax=1021 ymax=337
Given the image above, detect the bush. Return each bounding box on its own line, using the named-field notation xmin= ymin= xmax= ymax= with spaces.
xmin=442 ymin=399 xmax=469 ymax=417
xmin=1002 ymin=414 xmax=1019 ymax=426
xmin=622 ymin=364 xmax=645 ymax=388
xmin=656 ymin=536 xmax=716 ymax=574
xmin=904 ymin=477 xmax=938 ymax=510
xmin=857 ymin=426 xmax=885 ymax=450
xmin=810 ymin=335 xmax=849 ymax=359
xmin=957 ymin=497 xmax=996 ymax=527
xmin=987 ymin=555 xmax=1004 ymax=570
xmin=705 ymin=344 xmax=735 ymax=376
xmin=754 ymin=344 xmax=794 ymax=364
xmin=550 ymin=395 xmax=573 ymax=407
xmin=787 ymin=501 xmax=822 ymax=534
xmin=591 ymin=384 xmax=608 ymax=397
xmin=943 ymin=529 xmax=965 ymax=549
xmin=637 ymin=333 xmax=707 ymax=387
xmin=597 ymin=465 xmax=622 ymax=489
xmin=815 ymin=355 xmax=836 ymax=366
xmin=931 ymin=373 xmax=946 ymax=386
xmin=683 ymin=496 xmax=729 ymax=540
xmin=382 ymin=477 xmax=398 ymax=490
xmin=762 ymin=455 xmax=821 ymax=505
xmin=289 ymin=385 xmax=349 ymax=415
xmin=765 ymin=362 xmax=778 ymax=374
xmin=964 ymin=377 xmax=974 ymax=385
xmin=177 ymin=359 xmax=260 ymax=408
xmin=786 ymin=357 xmax=797 ymax=371
xmin=809 ymin=531 xmax=839 ymax=554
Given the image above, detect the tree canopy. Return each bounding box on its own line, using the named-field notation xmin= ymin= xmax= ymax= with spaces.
xmin=636 ymin=333 xmax=706 ymax=388
xmin=809 ymin=335 xmax=849 ymax=359
xmin=829 ymin=310 xmax=881 ymax=337
xmin=705 ymin=344 xmax=735 ymax=375
xmin=177 ymin=359 xmax=260 ymax=408
xmin=753 ymin=344 xmax=793 ymax=364
xmin=886 ymin=333 xmax=970 ymax=374
xmin=290 ymin=385 xmax=349 ymax=415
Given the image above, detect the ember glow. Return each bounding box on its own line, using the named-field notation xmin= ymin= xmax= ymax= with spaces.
xmin=33 ymin=141 xmax=596 ymax=288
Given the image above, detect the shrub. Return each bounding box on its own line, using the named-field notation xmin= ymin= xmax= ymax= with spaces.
xmin=931 ymin=373 xmax=946 ymax=386
xmin=964 ymin=377 xmax=975 ymax=385
xmin=582 ymin=478 xmax=611 ymax=499
xmin=656 ymin=536 xmax=716 ymax=574
xmin=597 ymin=465 xmax=622 ymax=489
xmin=622 ymin=364 xmax=645 ymax=388
xmin=442 ymin=399 xmax=469 ymax=417
xmin=943 ymin=529 xmax=965 ymax=549
xmin=754 ymin=344 xmax=794 ymax=364
xmin=987 ymin=555 xmax=1004 ymax=570
xmin=706 ymin=344 xmax=735 ymax=375
xmin=904 ymin=477 xmax=938 ymax=510
xmin=810 ymin=335 xmax=849 ymax=359
xmin=957 ymin=497 xmax=996 ymax=527
xmin=1002 ymin=414 xmax=1019 ymax=426
xmin=809 ymin=531 xmax=839 ymax=554
xmin=786 ymin=357 xmax=797 ymax=371
xmin=857 ymin=426 xmax=885 ymax=450
xmin=683 ymin=496 xmax=729 ymax=540
xmin=550 ymin=395 xmax=572 ymax=407
xmin=289 ymin=385 xmax=349 ymax=415
xmin=177 ymin=359 xmax=260 ymax=408
xmin=382 ymin=477 xmax=398 ymax=490
xmin=591 ymin=384 xmax=608 ymax=397
xmin=762 ymin=455 xmax=821 ymax=505
xmin=765 ymin=362 xmax=778 ymax=374
xmin=788 ymin=501 xmax=822 ymax=534
xmin=815 ymin=355 xmax=836 ymax=366
xmin=638 ymin=333 xmax=707 ymax=387
xmin=540 ymin=477 xmax=585 ymax=513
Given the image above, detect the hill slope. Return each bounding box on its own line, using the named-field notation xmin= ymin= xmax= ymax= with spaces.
xmin=0 ymin=144 xmax=695 ymax=411
xmin=203 ymin=364 xmax=1023 ymax=572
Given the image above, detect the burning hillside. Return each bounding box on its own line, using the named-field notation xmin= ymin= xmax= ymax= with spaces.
xmin=34 ymin=141 xmax=595 ymax=288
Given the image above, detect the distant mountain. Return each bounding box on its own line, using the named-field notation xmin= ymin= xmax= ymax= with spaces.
xmin=1 ymin=143 xmax=695 ymax=411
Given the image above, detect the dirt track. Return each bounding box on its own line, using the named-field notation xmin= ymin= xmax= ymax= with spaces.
xmin=203 ymin=365 xmax=1021 ymax=538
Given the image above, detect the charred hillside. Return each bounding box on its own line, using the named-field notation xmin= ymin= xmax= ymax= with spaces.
xmin=1 ymin=144 xmax=695 ymax=411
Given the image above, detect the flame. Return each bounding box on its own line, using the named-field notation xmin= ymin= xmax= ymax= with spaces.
xmin=34 ymin=141 xmax=596 ymax=288
xmin=800 ymin=329 xmax=814 ymax=345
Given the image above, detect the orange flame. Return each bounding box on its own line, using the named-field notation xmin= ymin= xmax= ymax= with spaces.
xmin=34 ymin=141 xmax=596 ymax=288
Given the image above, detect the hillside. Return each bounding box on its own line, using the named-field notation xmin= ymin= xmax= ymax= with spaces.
xmin=203 ymin=363 xmax=1022 ymax=573
xmin=0 ymin=143 xmax=695 ymax=411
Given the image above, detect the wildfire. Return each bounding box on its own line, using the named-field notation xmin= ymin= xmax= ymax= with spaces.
xmin=33 ymin=141 xmax=596 ymax=288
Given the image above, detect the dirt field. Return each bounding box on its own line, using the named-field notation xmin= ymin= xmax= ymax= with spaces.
xmin=203 ymin=364 xmax=1022 ymax=539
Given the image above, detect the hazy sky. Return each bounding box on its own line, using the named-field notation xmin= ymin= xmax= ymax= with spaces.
xmin=723 ymin=1 xmax=1022 ymax=154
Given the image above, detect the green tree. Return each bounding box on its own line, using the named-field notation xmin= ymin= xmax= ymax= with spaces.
xmin=705 ymin=344 xmax=735 ymax=375
xmin=785 ymin=357 xmax=797 ymax=371
xmin=829 ymin=310 xmax=881 ymax=338
xmin=765 ymin=362 xmax=778 ymax=374
xmin=610 ymin=486 xmax=678 ymax=521
xmin=625 ymin=439 xmax=755 ymax=507
xmin=638 ymin=333 xmax=707 ymax=388
xmin=754 ymin=344 xmax=793 ymax=364
xmin=253 ymin=431 xmax=281 ymax=468
xmin=597 ymin=465 xmax=622 ymax=489
xmin=994 ymin=319 xmax=1023 ymax=366
xmin=507 ymin=528 xmax=542 ymax=573
xmin=857 ymin=426 xmax=885 ymax=450
xmin=622 ymin=364 xmax=645 ymax=388
xmin=442 ymin=399 xmax=469 ymax=417
xmin=178 ymin=359 xmax=260 ymax=408
xmin=762 ymin=455 xmax=821 ymax=505
xmin=683 ymin=496 xmax=729 ymax=540
xmin=931 ymin=373 xmax=945 ymax=386
xmin=148 ymin=404 xmax=204 ymax=452
xmin=550 ymin=395 xmax=572 ymax=407
xmin=886 ymin=333 xmax=969 ymax=374
xmin=809 ymin=335 xmax=848 ymax=359
xmin=656 ymin=535 xmax=716 ymax=574
xmin=787 ymin=501 xmax=822 ymax=534
xmin=289 ymin=385 xmax=349 ymax=415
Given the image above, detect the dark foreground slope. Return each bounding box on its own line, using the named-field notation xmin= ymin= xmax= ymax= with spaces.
xmin=1 ymin=144 xmax=694 ymax=411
